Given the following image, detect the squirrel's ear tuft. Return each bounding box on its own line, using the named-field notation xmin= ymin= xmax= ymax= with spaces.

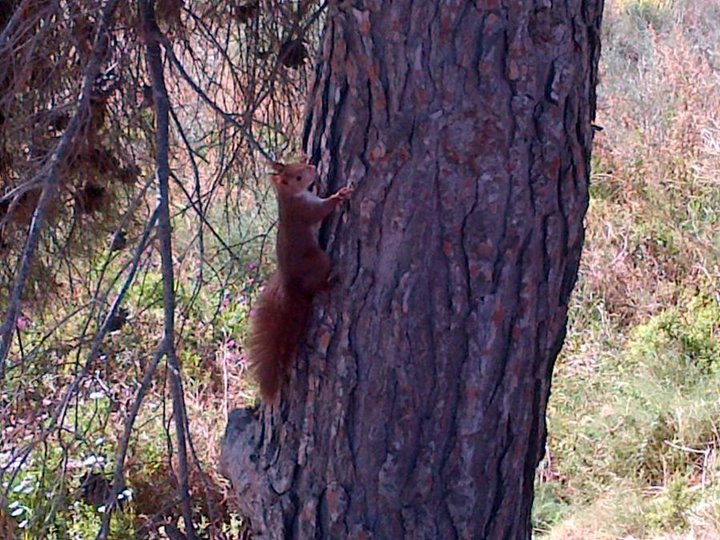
xmin=270 ymin=161 xmax=285 ymax=173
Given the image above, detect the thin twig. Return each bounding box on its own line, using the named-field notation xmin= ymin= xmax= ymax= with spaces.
xmin=140 ymin=1 xmax=196 ymax=537
xmin=157 ymin=31 xmax=275 ymax=163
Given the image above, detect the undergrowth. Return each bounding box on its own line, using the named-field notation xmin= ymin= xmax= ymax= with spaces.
xmin=0 ymin=205 xmax=271 ymax=537
xmin=534 ymin=0 xmax=720 ymax=538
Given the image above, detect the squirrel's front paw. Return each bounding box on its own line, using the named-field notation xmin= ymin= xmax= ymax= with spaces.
xmin=334 ymin=186 xmax=353 ymax=202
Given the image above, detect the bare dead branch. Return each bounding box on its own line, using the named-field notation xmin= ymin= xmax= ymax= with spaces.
xmin=139 ymin=0 xmax=196 ymax=537
xmin=156 ymin=31 xmax=275 ymax=163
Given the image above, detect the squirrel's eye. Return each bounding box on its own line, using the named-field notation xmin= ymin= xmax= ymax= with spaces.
xmin=296 ymin=175 xmax=302 ymax=181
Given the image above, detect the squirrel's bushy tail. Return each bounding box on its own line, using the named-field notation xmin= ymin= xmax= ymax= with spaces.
xmin=247 ymin=274 xmax=311 ymax=401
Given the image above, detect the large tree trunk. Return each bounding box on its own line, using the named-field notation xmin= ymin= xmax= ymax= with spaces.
xmin=221 ymin=1 xmax=603 ymax=538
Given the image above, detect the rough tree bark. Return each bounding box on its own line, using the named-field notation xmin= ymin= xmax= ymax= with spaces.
xmin=221 ymin=1 xmax=604 ymax=538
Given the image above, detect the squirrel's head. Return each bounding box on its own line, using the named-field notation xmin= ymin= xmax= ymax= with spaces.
xmin=269 ymin=161 xmax=316 ymax=195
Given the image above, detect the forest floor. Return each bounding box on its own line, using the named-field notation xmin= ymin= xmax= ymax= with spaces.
xmin=533 ymin=0 xmax=720 ymax=538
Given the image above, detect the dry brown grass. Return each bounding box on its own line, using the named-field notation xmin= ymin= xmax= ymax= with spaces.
xmin=578 ymin=0 xmax=720 ymax=328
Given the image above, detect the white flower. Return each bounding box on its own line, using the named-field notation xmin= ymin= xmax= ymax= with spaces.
xmin=82 ymin=455 xmax=105 ymax=467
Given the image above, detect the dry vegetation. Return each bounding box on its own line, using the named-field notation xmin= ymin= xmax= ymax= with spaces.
xmin=535 ymin=0 xmax=720 ymax=537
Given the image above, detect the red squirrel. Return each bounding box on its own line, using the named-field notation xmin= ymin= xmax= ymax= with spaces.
xmin=248 ymin=161 xmax=352 ymax=401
